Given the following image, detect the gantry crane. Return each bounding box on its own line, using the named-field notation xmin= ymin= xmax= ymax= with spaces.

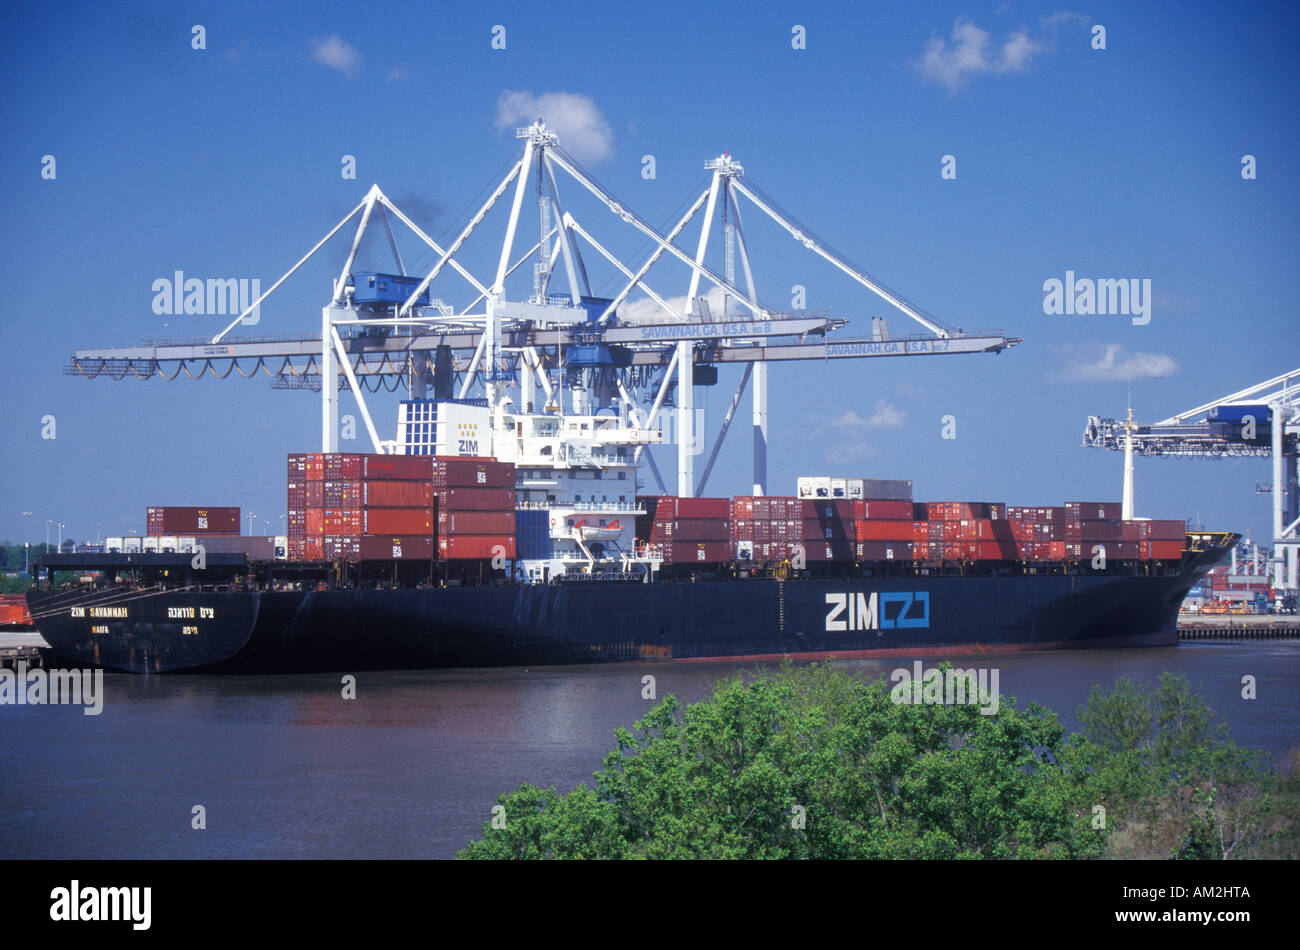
xmin=1083 ymin=367 xmax=1300 ymax=597
xmin=66 ymin=122 xmax=1020 ymax=498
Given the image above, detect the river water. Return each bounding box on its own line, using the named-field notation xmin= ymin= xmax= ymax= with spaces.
xmin=2 ymin=641 xmax=1297 ymax=859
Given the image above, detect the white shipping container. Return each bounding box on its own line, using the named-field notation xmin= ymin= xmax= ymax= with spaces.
xmin=274 ymin=535 xmax=288 ymax=559
xmin=122 ymin=537 xmax=142 ymax=553
xmin=843 ymin=478 xmax=866 ymax=499
xmin=104 ymin=536 xmax=124 ymax=553
xmin=142 ymin=537 xmax=159 ymax=552
xmin=158 ymin=535 xmax=179 ymax=552
xmin=796 ymin=476 xmax=832 ymax=498
xmin=177 ymin=536 xmax=197 ymax=553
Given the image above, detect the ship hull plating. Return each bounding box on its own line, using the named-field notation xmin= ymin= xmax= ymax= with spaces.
xmin=29 ymin=558 xmax=1215 ymax=674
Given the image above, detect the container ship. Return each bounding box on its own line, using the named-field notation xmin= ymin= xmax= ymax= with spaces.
xmin=27 ymin=398 xmax=1236 ymax=674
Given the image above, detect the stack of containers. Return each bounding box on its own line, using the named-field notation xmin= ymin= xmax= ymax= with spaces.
xmin=638 ymin=496 xmax=730 ymax=563
xmin=1135 ymin=519 xmax=1185 ymax=559
xmin=434 ymin=457 xmax=516 ymax=560
xmin=919 ymin=502 xmax=1013 ymax=560
xmin=288 ymin=452 xmax=435 ymax=560
xmin=849 ymin=498 xmax=913 ymax=561
xmin=1061 ymin=501 xmax=1128 ymax=560
xmin=803 ymin=499 xmax=855 ymax=562
xmin=730 ymin=496 xmax=803 ymax=563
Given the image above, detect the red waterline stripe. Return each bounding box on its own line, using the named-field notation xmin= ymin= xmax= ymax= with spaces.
xmin=670 ymin=632 xmax=1177 ymax=664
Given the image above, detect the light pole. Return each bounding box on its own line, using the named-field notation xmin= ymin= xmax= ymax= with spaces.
xmin=21 ymin=511 xmax=31 ymax=573
xmin=24 ymin=542 xmax=29 ymax=575
xmin=246 ymin=512 xmax=256 ymax=536
xmin=57 ymin=523 xmax=65 ymax=551
xmin=45 ymin=519 xmax=52 ymax=550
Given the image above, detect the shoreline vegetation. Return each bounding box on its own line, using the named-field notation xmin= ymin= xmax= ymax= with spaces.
xmin=459 ymin=662 xmax=1299 ymax=859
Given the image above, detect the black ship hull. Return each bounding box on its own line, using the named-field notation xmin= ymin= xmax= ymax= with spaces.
xmin=27 ymin=544 xmax=1228 ymax=674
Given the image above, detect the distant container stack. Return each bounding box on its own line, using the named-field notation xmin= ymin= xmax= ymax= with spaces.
xmin=287 ymin=452 xmax=435 ymax=560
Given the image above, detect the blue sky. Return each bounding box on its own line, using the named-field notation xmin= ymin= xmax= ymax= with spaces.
xmin=2 ymin=0 xmax=1296 ymax=548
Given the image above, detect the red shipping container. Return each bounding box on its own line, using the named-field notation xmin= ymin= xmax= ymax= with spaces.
xmin=1065 ymin=520 xmax=1122 ymax=542
xmin=436 ymin=488 xmax=515 ymax=511
xmin=652 ymin=496 xmax=731 ymax=519
xmin=855 ymin=540 xmax=910 ymax=561
xmin=322 ymin=536 xmax=361 ymax=560
xmin=305 ymin=508 xmax=324 ymax=536
xmin=659 ymin=517 xmax=729 ymax=541
xmin=803 ymin=540 xmax=854 ymax=562
xmin=363 ymin=480 xmax=434 ymax=507
xmin=1065 ymin=501 xmax=1122 ymax=521
xmin=855 ymin=519 xmax=913 ymax=541
xmin=730 ymin=519 xmax=754 ymax=541
xmin=1121 ymin=520 xmax=1141 ymax=542
xmin=288 ymin=481 xmax=307 ymax=508
xmin=146 ymin=506 xmax=241 ymax=535
xmin=1138 ymin=520 xmax=1185 ymax=540
xmin=851 ymin=499 xmax=913 ymax=520
xmin=802 ymin=518 xmax=851 ymax=542
xmin=1141 ymin=540 xmax=1184 ymax=559
xmin=365 ymin=454 xmax=434 ymax=481
xmin=324 ymin=480 xmax=362 ymax=507
xmin=439 ymin=535 xmax=516 ymax=559
xmin=1049 ymin=541 xmax=1066 ymax=559
xmin=656 ymin=540 xmax=730 ymax=563
xmin=912 ymin=541 xmax=930 ymax=560
xmin=365 ymin=508 xmax=434 ymax=535
xmin=323 ymin=508 xmax=362 ymax=535
xmin=359 ymin=535 xmax=436 ymax=560
xmin=433 ymin=456 xmax=512 ymax=488
xmin=289 ymin=538 xmax=324 ymax=559
xmin=807 ymin=499 xmax=857 ymax=520
xmin=324 ymin=453 xmax=364 ymax=479
xmin=288 ymin=454 xmax=307 ymax=479
xmin=306 ymin=482 xmax=324 ymax=507
xmin=305 ymin=453 xmax=325 ymax=481
xmin=438 ymin=510 xmax=514 ymax=535
xmin=974 ymin=540 xmax=1016 ymax=560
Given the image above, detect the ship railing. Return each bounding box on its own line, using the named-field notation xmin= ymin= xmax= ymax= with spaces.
xmin=515 ymin=500 xmax=645 ymax=513
xmin=553 ymin=571 xmax=645 ymax=584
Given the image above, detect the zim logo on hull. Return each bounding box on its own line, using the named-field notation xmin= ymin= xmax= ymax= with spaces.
xmin=825 ymin=592 xmax=930 ymax=631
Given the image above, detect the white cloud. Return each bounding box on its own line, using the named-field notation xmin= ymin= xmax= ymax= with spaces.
xmin=825 ymin=401 xmax=907 ymax=431
xmin=1053 ymin=344 xmax=1179 ymax=383
xmin=310 ymin=35 xmax=363 ymax=78
xmin=916 ymin=13 xmax=1085 ymax=91
xmin=814 ymin=403 xmax=903 ymax=466
xmin=495 ymin=90 xmax=613 ymax=164
xmin=618 ymin=286 xmax=731 ymax=324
